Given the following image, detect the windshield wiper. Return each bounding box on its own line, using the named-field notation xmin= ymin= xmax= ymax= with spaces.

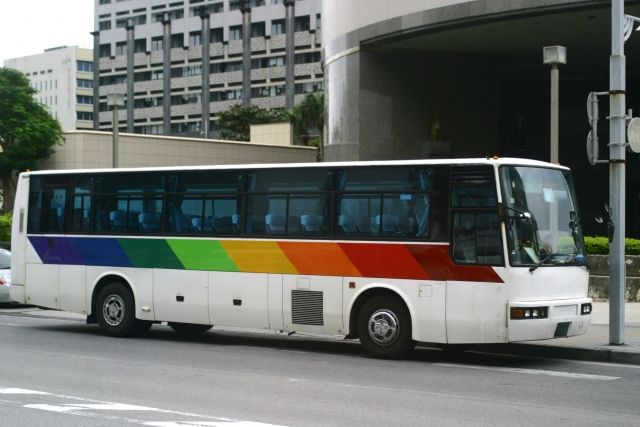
xmin=529 ymin=253 xmax=553 ymax=272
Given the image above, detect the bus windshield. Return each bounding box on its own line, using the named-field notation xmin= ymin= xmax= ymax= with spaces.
xmin=500 ymin=166 xmax=586 ymax=268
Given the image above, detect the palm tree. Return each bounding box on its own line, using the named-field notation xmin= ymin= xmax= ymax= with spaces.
xmin=292 ymin=92 xmax=324 ymax=161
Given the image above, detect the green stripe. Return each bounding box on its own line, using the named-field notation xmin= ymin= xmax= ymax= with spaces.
xmin=118 ymin=238 xmax=184 ymax=269
xmin=167 ymin=239 xmax=237 ymax=271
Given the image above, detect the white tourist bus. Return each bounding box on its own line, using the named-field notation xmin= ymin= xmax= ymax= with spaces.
xmin=10 ymin=158 xmax=592 ymax=358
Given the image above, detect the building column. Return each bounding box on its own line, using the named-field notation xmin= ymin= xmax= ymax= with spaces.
xmin=200 ymin=8 xmax=211 ymax=138
xmin=240 ymin=0 xmax=251 ymax=106
xmin=126 ymin=19 xmax=135 ymax=133
xmin=284 ymin=0 xmax=295 ymax=109
xmin=91 ymin=31 xmax=100 ymax=130
xmin=162 ymin=13 xmax=171 ymax=136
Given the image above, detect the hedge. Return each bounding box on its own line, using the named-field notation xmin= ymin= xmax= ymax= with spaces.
xmin=0 ymin=213 xmax=10 ymax=242
xmin=584 ymin=236 xmax=640 ymax=255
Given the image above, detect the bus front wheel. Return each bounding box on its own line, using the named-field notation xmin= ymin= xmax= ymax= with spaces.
xmin=357 ymin=296 xmax=415 ymax=359
xmin=96 ymin=282 xmax=149 ymax=337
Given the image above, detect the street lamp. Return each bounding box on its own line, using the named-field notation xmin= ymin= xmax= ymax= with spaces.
xmin=106 ymin=93 xmax=125 ymax=168
xmin=543 ymin=46 xmax=566 ymax=164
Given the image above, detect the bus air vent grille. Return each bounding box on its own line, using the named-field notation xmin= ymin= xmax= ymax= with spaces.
xmin=291 ymin=290 xmax=324 ymax=326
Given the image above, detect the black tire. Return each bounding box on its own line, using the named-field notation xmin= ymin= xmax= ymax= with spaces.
xmin=169 ymin=322 xmax=213 ymax=335
xmin=357 ymin=295 xmax=415 ymax=359
xmin=96 ymin=282 xmax=138 ymax=337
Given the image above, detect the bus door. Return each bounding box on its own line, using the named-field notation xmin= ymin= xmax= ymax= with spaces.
xmin=25 ymin=180 xmax=70 ymax=309
xmin=446 ymin=167 xmax=507 ymax=343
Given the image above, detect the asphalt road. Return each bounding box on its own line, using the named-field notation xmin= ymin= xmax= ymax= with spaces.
xmin=1 ymin=307 xmax=639 ymax=427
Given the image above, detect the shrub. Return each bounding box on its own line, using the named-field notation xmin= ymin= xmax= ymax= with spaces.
xmin=584 ymin=236 xmax=640 ymax=255
xmin=0 ymin=213 xmax=11 ymax=241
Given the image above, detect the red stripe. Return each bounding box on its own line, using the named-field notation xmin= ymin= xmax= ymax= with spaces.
xmin=338 ymin=242 xmax=429 ymax=280
xmin=405 ymin=244 xmax=503 ymax=283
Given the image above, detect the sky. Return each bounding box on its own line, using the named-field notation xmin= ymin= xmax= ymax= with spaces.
xmin=0 ymin=1 xmax=94 ymax=65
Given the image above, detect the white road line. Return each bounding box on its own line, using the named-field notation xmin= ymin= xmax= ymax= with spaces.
xmin=0 ymin=388 xmax=50 ymax=395
xmin=146 ymin=422 xmax=287 ymax=427
xmin=435 ymin=363 xmax=621 ymax=380
xmin=0 ymin=387 xmax=287 ymax=427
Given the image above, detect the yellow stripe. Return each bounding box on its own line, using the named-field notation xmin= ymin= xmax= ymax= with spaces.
xmin=220 ymin=240 xmax=298 ymax=274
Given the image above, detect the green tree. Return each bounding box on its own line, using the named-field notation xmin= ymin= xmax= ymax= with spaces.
xmin=217 ymin=104 xmax=291 ymax=141
xmin=292 ymin=92 xmax=324 ymax=161
xmin=0 ymin=68 xmax=63 ymax=213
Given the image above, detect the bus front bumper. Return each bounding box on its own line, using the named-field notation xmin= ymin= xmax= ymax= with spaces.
xmin=507 ymin=298 xmax=592 ymax=342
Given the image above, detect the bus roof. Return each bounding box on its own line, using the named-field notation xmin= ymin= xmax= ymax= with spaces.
xmin=21 ymin=157 xmax=568 ymax=176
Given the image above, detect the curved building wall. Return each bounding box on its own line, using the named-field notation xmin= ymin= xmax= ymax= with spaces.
xmin=321 ymin=0 xmax=617 ymax=161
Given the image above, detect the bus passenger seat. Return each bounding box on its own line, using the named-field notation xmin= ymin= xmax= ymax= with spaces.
xmin=265 ymin=214 xmax=285 ymax=233
xmin=338 ymin=214 xmax=358 ymax=234
xmin=109 ymin=211 xmax=127 ymax=231
xmin=301 ymin=214 xmax=323 ymax=233
xmin=139 ymin=213 xmax=160 ymax=232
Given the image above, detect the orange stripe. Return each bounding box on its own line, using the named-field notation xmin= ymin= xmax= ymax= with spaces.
xmin=278 ymin=241 xmax=361 ymax=277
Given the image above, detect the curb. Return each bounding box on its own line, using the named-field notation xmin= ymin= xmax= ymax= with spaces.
xmin=476 ymin=343 xmax=640 ymax=365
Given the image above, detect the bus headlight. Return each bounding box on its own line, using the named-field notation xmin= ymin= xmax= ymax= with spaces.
xmin=581 ymin=303 xmax=592 ymax=315
xmin=510 ymin=306 xmax=548 ymax=319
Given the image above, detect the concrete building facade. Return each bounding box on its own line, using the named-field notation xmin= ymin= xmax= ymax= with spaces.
xmin=322 ymin=0 xmax=640 ymax=236
xmin=3 ymin=46 xmax=95 ymax=131
xmin=93 ymin=0 xmax=322 ymax=138
xmin=43 ymin=130 xmax=316 ymax=170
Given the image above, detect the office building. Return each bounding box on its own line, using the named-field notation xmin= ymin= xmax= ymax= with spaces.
xmin=93 ymin=0 xmax=323 ymax=138
xmin=4 ymin=46 xmax=95 ymax=131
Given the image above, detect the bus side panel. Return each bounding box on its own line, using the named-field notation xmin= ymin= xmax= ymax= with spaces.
xmin=446 ymin=281 xmax=508 ymax=344
xmin=154 ymin=269 xmax=209 ymax=325
xmin=10 ymin=174 xmax=30 ymax=292
xmin=283 ymin=275 xmax=342 ymax=335
xmin=210 ymin=271 xmax=270 ymax=329
xmin=25 ymin=264 xmax=60 ymax=309
xmin=59 ymin=265 xmax=87 ymax=314
xmin=343 ymin=278 xmax=447 ymax=344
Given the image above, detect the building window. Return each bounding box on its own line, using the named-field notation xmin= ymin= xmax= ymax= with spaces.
xmin=294 ymin=52 xmax=320 ymax=65
xmin=99 ymin=20 xmax=111 ymax=30
xmin=211 ymin=2 xmax=223 ymax=13
xmin=115 ymin=42 xmax=127 ymax=56
xmin=271 ymin=19 xmax=285 ymax=35
xmin=171 ymin=33 xmax=184 ymax=48
xmin=251 ymin=0 xmax=265 ymax=7
xmin=251 ymin=85 xmax=285 ymax=98
xmin=151 ymin=37 xmax=163 ymax=51
xmin=77 ymin=95 xmax=94 ymax=105
xmin=295 ymin=81 xmax=324 ymax=94
xmin=77 ymin=112 xmax=94 ymax=121
xmin=210 ymin=28 xmax=223 ymax=43
xmin=99 ymin=43 xmax=112 ymax=58
xmin=134 ymin=39 xmax=147 ymax=53
xmin=99 ymin=0 xmax=111 ymax=4
xmin=189 ymin=31 xmax=202 ymax=47
xmin=229 ymin=26 xmax=242 ymax=41
xmin=251 ymin=22 xmax=265 ymax=38
xmin=316 ymin=14 xmax=321 ymax=29
xmin=77 ymin=61 xmax=93 ymax=72
xmin=295 ymin=16 xmax=310 ymax=32
xmin=77 ymin=79 xmax=93 ymax=89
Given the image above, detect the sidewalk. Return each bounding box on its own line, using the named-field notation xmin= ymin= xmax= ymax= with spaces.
xmin=480 ymin=302 xmax=640 ymax=365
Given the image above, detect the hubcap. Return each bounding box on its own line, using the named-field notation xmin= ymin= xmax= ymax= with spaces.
xmin=103 ymin=294 xmax=125 ymax=327
xmin=368 ymin=309 xmax=400 ymax=346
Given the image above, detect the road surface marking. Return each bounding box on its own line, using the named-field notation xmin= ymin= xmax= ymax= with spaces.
xmin=435 ymin=363 xmax=620 ymax=380
xmin=0 ymin=388 xmax=50 ymax=395
xmin=1 ymin=386 xmax=287 ymax=426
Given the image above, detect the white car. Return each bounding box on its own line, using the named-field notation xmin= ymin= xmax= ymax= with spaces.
xmin=0 ymin=249 xmax=11 ymax=303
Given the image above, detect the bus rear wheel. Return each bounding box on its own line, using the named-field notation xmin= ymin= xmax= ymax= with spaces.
xmin=96 ymin=282 xmax=148 ymax=337
xmin=357 ymin=296 xmax=415 ymax=359
xmin=169 ymin=323 xmax=213 ymax=335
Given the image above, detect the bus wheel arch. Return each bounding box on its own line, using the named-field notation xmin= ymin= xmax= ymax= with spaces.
xmin=91 ymin=275 xmax=151 ymax=337
xmin=349 ymin=288 xmax=416 ymax=359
